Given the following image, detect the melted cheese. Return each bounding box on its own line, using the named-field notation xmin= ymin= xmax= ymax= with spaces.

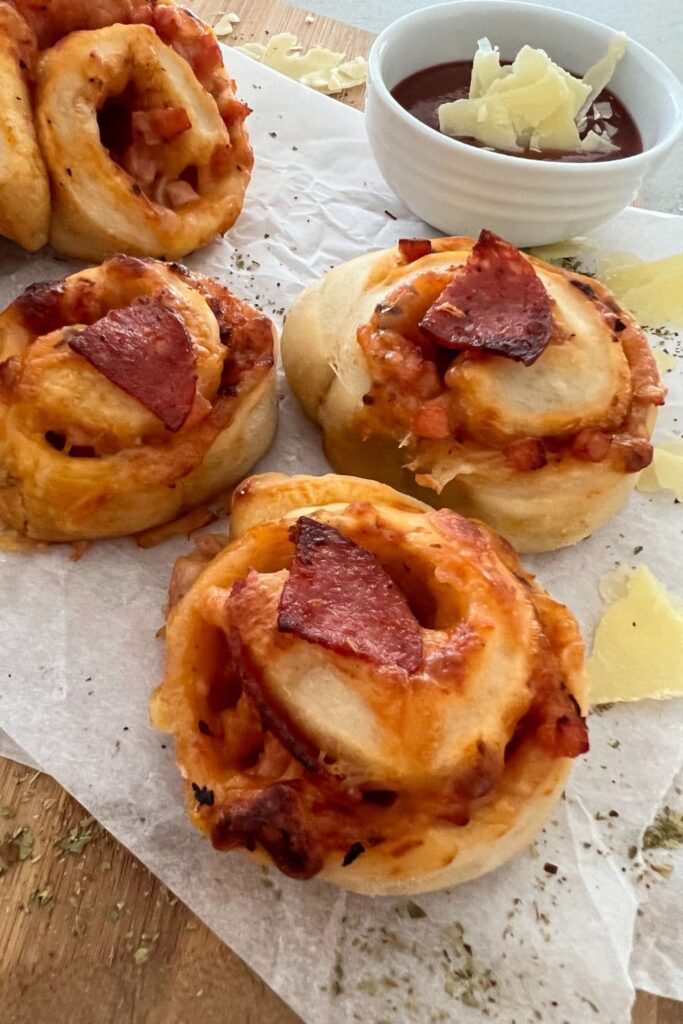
xmin=595 ymin=251 xmax=683 ymax=324
xmin=439 ymin=36 xmax=627 ymax=154
xmin=235 ymin=34 xmax=368 ymax=94
xmin=636 ymin=441 xmax=683 ymax=500
xmin=587 ymin=566 xmax=683 ymax=704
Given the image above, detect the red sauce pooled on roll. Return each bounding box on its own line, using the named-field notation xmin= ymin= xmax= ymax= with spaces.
xmin=391 ymin=60 xmax=643 ymax=162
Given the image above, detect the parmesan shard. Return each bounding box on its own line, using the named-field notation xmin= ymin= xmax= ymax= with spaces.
xmin=587 ymin=566 xmax=683 ymax=705
xmin=469 ymin=38 xmax=505 ymax=99
xmin=595 ymin=251 xmax=683 ymax=324
xmin=438 ymin=36 xmax=628 ymax=155
xmin=636 ymin=442 xmax=683 ymax=500
xmin=212 ymin=14 xmax=235 ymax=36
xmin=580 ymin=129 xmax=620 ymax=155
xmin=578 ymin=33 xmax=628 ymax=119
xmin=235 ymin=33 xmax=367 ymax=94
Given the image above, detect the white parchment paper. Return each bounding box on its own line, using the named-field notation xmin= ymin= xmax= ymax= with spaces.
xmin=0 ymin=48 xmax=681 ymax=1024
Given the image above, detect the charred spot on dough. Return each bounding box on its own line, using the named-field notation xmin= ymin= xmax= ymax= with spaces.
xmin=211 ymin=782 xmax=324 ymax=880
xmin=341 ymin=841 xmax=365 ymax=866
xmin=14 ymin=278 xmax=66 ymax=334
xmin=110 ymin=254 xmax=155 ymax=278
xmin=361 ymin=789 xmax=397 ymax=807
xmin=67 ymin=444 xmax=100 ymax=459
xmin=191 ymin=782 xmax=215 ymax=807
xmin=44 ymin=431 xmax=66 ymax=452
xmin=570 ymin=278 xmax=598 ymax=300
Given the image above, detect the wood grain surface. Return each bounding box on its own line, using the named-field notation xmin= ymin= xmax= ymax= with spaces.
xmin=0 ymin=3 xmax=679 ymax=1023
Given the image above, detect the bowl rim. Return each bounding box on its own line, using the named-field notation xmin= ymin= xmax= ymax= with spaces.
xmin=368 ymin=0 xmax=683 ymax=176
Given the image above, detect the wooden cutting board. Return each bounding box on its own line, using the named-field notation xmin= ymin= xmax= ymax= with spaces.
xmin=0 ymin=3 xmax=678 ymax=1023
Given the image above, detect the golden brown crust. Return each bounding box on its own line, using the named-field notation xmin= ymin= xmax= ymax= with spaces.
xmin=151 ymin=473 xmax=588 ymax=895
xmin=0 ymin=3 xmax=50 ymax=250
xmin=281 ymin=239 xmax=663 ymax=553
xmin=0 ymin=256 xmax=277 ymax=541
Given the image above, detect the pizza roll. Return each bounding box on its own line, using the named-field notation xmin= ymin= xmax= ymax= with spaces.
xmin=151 ymin=472 xmax=588 ymax=895
xmin=0 ymin=3 xmax=49 ymax=251
xmin=281 ymin=232 xmax=665 ymax=552
xmin=0 ymin=256 xmax=276 ymax=542
xmin=30 ymin=0 xmax=252 ymax=260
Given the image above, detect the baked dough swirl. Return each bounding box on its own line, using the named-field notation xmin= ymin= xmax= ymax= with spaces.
xmin=0 ymin=3 xmax=50 ymax=250
xmin=0 ymin=256 xmax=276 ymax=541
xmin=12 ymin=0 xmax=252 ymax=260
xmin=281 ymin=233 xmax=665 ymax=552
xmin=151 ymin=473 xmax=588 ymax=895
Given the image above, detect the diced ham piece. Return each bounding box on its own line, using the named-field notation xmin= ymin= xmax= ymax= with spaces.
xmin=571 ymin=429 xmax=612 ymax=463
xmin=131 ymin=107 xmax=191 ymax=146
xmin=163 ymin=179 xmax=201 ymax=208
xmin=503 ymin=438 xmax=547 ymax=471
xmin=121 ymin=145 xmax=157 ymax=187
xmin=411 ymin=401 xmax=452 ymax=439
xmin=398 ymin=238 xmax=433 ymax=264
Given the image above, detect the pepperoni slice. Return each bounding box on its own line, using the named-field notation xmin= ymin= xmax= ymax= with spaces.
xmin=278 ymin=517 xmax=423 ymax=673
xmin=398 ymin=238 xmax=433 ymax=264
xmin=68 ymin=296 xmax=197 ymax=431
xmin=419 ymin=230 xmax=552 ymax=365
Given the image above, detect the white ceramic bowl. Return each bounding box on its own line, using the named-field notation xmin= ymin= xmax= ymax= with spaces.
xmin=366 ymin=0 xmax=683 ymax=246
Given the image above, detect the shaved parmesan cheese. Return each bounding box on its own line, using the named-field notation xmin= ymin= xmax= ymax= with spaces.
xmin=578 ymin=33 xmax=627 ymax=119
xmin=580 ymin=129 xmax=619 ymax=155
xmin=527 ymin=237 xmax=598 ymax=264
xmin=588 ymin=566 xmax=683 ymax=705
xmin=469 ymin=37 xmax=505 ymax=99
xmin=212 ymin=14 xmax=234 ymax=36
xmin=596 ymin=251 xmax=683 ymax=324
xmin=235 ymin=34 xmax=368 ymax=94
xmin=637 ymin=442 xmax=683 ymax=500
xmin=438 ymin=36 xmax=628 ymax=155
xmin=301 ymin=56 xmax=369 ymax=95
xmin=236 ymin=42 xmax=267 ymax=60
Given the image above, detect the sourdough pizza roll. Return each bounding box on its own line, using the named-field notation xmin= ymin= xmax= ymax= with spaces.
xmin=0 ymin=256 xmax=276 ymax=541
xmin=0 ymin=3 xmax=50 ymax=251
xmin=282 ymin=232 xmax=665 ymax=553
xmin=29 ymin=0 xmax=252 ymax=260
xmin=151 ymin=473 xmax=588 ymax=895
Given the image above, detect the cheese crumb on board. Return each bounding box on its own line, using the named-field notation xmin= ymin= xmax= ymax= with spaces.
xmin=235 ymin=33 xmax=368 ymax=94
xmin=213 ymin=12 xmax=240 ymax=36
xmin=636 ymin=441 xmax=683 ymax=500
xmin=587 ymin=566 xmax=683 ymax=705
xmin=439 ymin=35 xmax=627 ymax=154
xmin=595 ymin=251 xmax=683 ymax=324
